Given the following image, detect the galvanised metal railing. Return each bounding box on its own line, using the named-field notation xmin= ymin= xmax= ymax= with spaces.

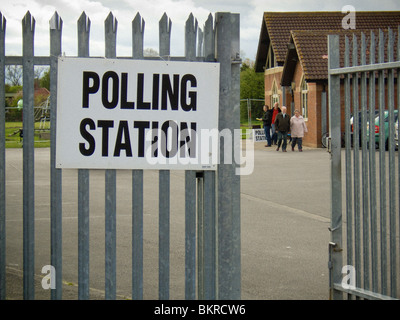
xmin=0 ymin=10 xmax=241 ymax=300
xmin=328 ymin=27 xmax=400 ymax=300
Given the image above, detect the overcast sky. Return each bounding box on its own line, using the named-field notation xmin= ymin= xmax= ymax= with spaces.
xmin=1 ymin=0 xmax=400 ymax=60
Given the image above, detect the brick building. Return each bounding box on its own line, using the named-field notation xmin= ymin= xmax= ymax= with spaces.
xmin=255 ymin=12 xmax=400 ymax=147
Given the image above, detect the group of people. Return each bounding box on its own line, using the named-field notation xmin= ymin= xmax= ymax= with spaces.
xmin=257 ymin=102 xmax=308 ymax=152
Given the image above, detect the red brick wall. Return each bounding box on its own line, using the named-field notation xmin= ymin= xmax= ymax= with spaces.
xmin=264 ymin=67 xmax=283 ymax=108
xmin=263 ymin=65 xmax=398 ymax=148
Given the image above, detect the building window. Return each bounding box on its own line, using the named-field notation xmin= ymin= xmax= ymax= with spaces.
xmin=270 ymin=81 xmax=279 ymax=107
xmin=301 ymin=77 xmax=308 ymax=120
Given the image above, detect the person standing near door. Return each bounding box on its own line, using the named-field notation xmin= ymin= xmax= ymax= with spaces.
xmin=274 ymin=106 xmax=291 ymax=152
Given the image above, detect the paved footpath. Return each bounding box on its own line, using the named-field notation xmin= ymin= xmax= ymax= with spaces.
xmin=4 ymin=142 xmax=332 ymax=300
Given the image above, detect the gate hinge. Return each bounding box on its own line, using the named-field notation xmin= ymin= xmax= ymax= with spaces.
xmin=231 ymin=53 xmax=242 ymax=64
xmin=327 ymin=136 xmax=332 ymax=153
xmin=328 ymin=241 xmax=343 ymax=252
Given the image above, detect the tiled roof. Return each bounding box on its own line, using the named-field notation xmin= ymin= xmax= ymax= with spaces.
xmin=281 ymin=28 xmax=399 ymax=83
xmin=265 ymin=11 xmax=400 ymax=63
xmin=255 ymin=11 xmax=400 ymax=73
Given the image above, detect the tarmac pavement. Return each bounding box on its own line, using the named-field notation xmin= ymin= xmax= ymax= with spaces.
xmin=3 ymin=141 xmax=332 ymax=300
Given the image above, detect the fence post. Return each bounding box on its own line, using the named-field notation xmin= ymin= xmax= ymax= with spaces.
xmin=182 ymin=12 xmax=197 ymax=300
xmin=22 ymin=11 xmax=36 ymax=300
xmin=215 ymin=12 xmax=241 ymax=300
xmin=203 ymin=14 xmax=214 ymax=63
xmin=387 ymin=27 xmax=397 ymax=298
xmin=378 ymin=29 xmax=388 ymax=296
xmin=49 ymin=11 xmax=63 ymax=300
xmin=77 ymin=11 xmax=90 ymax=300
xmin=368 ymin=30 xmax=378 ymax=294
xmin=186 ymin=12 xmax=202 ymax=300
xmin=328 ymin=34 xmax=343 ymax=300
xmin=352 ymin=34 xmax=361 ymax=292
xmin=231 ymin=13 xmax=241 ymax=299
xmin=158 ymin=13 xmax=173 ymax=301
xmin=104 ymin=12 xmax=117 ymax=300
xmin=202 ymin=13 xmax=217 ymax=300
xmin=131 ymin=12 xmax=145 ymax=301
xmin=398 ymin=28 xmax=400 ymax=296
xmin=0 ymin=11 xmax=6 ymax=300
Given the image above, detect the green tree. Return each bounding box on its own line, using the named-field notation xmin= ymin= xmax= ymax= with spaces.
xmin=240 ymin=59 xmax=265 ymax=123
xmin=40 ymin=69 xmax=50 ymax=90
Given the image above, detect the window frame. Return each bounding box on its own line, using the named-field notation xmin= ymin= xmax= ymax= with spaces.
xmin=300 ymin=76 xmax=309 ymax=121
xmin=270 ymin=80 xmax=280 ymax=108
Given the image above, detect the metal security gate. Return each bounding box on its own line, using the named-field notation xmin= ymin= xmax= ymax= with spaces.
xmin=328 ymin=27 xmax=399 ymax=300
xmin=0 ymin=11 xmax=241 ymax=300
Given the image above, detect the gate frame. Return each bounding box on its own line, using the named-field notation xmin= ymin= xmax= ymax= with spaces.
xmin=328 ymin=27 xmax=400 ymax=300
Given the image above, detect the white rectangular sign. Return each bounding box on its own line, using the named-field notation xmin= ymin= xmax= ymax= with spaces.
xmin=253 ymin=129 xmax=266 ymax=142
xmin=56 ymin=57 xmax=220 ymax=170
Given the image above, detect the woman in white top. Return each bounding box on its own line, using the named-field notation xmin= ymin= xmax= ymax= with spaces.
xmin=290 ymin=110 xmax=308 ymax=152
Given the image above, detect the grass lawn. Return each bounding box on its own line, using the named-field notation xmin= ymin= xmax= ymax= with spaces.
xmin=240 ymin=120 xmax=263 ymax=139
xmin=5 ymin=120 xmax=255 ymax=147
xmin=5 ymin=122 xmax=51 ymax=148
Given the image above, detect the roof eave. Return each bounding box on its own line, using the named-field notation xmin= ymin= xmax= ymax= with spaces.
xmin=255 ymin=16 xmax=269 ymax=73
xmin=281 ymin=35 xmax=298 ymax=86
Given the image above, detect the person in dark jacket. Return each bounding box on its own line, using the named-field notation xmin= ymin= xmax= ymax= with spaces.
xmin=271 ymin=102 xmax=281 ymax=145
xmin=274 ymin=106 xmax=291 ymax=152
xmin=257 ymin=105 xmax=273 ymax=147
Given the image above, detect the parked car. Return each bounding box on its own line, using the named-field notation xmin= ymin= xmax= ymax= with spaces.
xmin=350 ymin=110 xmax=379 ymax=146
xmin=367 ymin=110 xmax=399 ymax=150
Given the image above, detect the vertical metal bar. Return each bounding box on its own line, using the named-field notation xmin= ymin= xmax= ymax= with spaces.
xmin=202 ymin=14 xmax=216 ymax=301
xmin=159 ymin=13 xmax=171 ymax=59
xmin=197 ymin=27 xmax=203 ymax=57
xmin=22 ymin=11 xmax=35 ymax=300
xmin=397 ymin=27 xmax=400 ymax=298
xmin=352 ymin=34 xmax=361 ymax=292
xmin=185 ymin=13 xmax=197 ymax=61
xmin=216 ymin=12 xmax=233 ymax=300
xmin=378 ymin=29 xmax=387 ymax=296
xmin=158 ymin=13 xmax=172 ymax=301
xmin=104 ymin=11 xmax=117 ymax=300
xmin=203 ymin=14 xmax=215 ymax=63
xmin=131 ymin=12 xmax=144 ymax=300
xmin=185 ymin=170 xmax=196 ymax=300
xmin=0 ymin=11 xmax=6 ymax=301
xmin=230 ymin=13 xmax=241 ymax=299
xmin=246 ymin=98 xmax=250 ymax=127
xmin=328 ymin=34 xmax=343 ymax=300
xmin=78 ymin=169 xmax=89 ymax=300
xmin=321 ymin=88 xmax=327 ymax=144
xmin=203 ymin=171 xmax=216 ymax=300
xmin=77 ymin=12 xmax=90 ymax=300
xmin=344 ymin=36 xmax=353 ymax=278
xmin=197 ymin=174 xmax=204 ymax=300
xmin=49 ymin=11 xmax=63 ymax=300
xmin=360 ymin=32 xmax=370 ymax=291
xmin=183 ymin=13 xmax=198 ymax=300
xmin=368 ymin=30 xmax=378 ymax=293
xmin=132 ymin=13 xmax=144 ymax=59
xmin=215 ymin=12 xmax=241 ymax=300
xmin=386 ymin=28 xmax=396 ymax=298
xmin=132 ymin=170 xmax=143 ymax=299
xmin=159 ymin=169 xmax=170 ymax=300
